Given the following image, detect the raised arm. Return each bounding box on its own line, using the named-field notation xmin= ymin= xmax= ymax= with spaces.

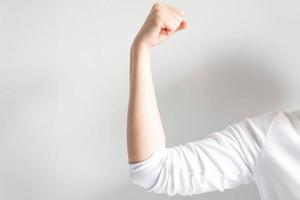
xmin=127 ymin=3 xmax=187 ymax=163
xmin=126 ymin=3 xmax=284 ymax=197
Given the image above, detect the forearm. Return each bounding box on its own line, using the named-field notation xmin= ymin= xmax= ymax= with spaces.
xmin=127 ymin=42 xmax=166 ymax=163
xmin=126 ymin=2 xmax=186 ymax=164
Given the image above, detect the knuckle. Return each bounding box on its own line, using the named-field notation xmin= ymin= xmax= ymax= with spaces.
xmin=177 ymin=15 xmax=183 ymax=21
xmin=178 ymin=9 xmax=184 ymax=16
xmin=152 ymin=2 xmax=162 ymax=11
xmin=174 ymin=21 xmax=180 ymax=27
xmin=153 ymin=8 xmax=163 ymax=19
xmin=167 ymin=23 xmax=176 ymax=30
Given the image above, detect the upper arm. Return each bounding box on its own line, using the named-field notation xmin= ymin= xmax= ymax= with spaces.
xmin=128 ymin=110 xmax=281 ymax=196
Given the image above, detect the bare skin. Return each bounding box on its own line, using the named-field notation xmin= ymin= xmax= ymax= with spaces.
xmin=127 ymin=3 xmax=188 ymax=163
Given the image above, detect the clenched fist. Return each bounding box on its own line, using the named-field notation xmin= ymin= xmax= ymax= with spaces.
xmin=132 ymin=3 xmax=188 ymax=50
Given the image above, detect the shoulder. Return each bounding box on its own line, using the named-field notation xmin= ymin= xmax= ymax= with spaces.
xmin=241 ymin=109 xmax=283 ymax=134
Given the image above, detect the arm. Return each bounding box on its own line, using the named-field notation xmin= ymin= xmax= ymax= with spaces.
xmin=127 ymin=3 xmax=187 ymax=163
xmin=126 ymin=3 xmax=283 ymax=197
xmin=128 ymin=110 xmax=282 ymax=196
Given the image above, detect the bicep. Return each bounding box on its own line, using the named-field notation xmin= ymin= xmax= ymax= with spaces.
xmin=128 ymin=110 xmax=281 ymax=196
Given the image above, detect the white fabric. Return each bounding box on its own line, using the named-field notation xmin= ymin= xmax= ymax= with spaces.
xmin=128 ymin=109 xmax=300 ymax=200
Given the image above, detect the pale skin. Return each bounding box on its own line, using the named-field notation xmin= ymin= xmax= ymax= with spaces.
xmin=127 ymin=3 xmax=188 ymax=163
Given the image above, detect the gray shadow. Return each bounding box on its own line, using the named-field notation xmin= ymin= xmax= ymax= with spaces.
xmin=158 ymin=47 xmax=288 ymax=146
xmin=155 ymin=47 xmax=286 ymax=200
xmin=291 ymin=109 xmax=300 ymax=118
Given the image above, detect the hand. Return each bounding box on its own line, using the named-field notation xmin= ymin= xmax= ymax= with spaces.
xmin=132 ymin=2 xmax=188 ymax=50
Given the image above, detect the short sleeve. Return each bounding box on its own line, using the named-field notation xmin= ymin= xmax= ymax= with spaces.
xmin=128 ymin=109 xmax=282 ymax=196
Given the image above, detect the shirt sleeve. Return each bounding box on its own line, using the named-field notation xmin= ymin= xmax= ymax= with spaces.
xmin=128 ymin=109 xmax=282 ymax=196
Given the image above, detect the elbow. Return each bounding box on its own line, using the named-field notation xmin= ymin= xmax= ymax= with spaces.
xmin=127 ymin=146 xmax=182 ymax=196
xmin=127 ymin=144 xmax=167 ymax=191
xmin=128 ymin=169 xmax=151 ymax=190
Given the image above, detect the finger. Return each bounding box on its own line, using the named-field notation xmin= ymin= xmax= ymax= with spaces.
xmin=168 ymin=11 xmax=184 ymax=25
xmin=165 ymin=7 xmax=185 ymax=23
xmin=163 ymin=16 xmax=179 ymax=33
xmin=166 ymin=4 xmax=184 ymax=16
xmin=165 ymin=12 xmax=184 ymax=30
xmin=179 ymin=20 xmax=188 ymax=29
xmin=160 ymin=28 xmax=168 ymax=36
xmin=174 ymin=20 xmax=188 ymax=33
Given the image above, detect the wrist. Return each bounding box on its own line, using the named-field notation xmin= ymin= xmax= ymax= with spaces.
xmin=130 ymin=42 xmax=151 ymax=60
xmin=130 ymin=40 xmax=152 ymax=75
xmin=131 ymin=38 xmax=152 ymax=53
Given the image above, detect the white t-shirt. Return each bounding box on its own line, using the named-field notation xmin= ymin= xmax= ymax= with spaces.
xmin=128 ymin=109 xmax=300 ymax=200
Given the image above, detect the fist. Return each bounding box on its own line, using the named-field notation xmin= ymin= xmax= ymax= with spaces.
xmin=133 ymin=3 xmax=187 ymax=49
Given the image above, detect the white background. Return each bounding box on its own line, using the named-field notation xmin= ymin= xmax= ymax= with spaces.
xmin=1 ymin=0 xmax=300 ymax=199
